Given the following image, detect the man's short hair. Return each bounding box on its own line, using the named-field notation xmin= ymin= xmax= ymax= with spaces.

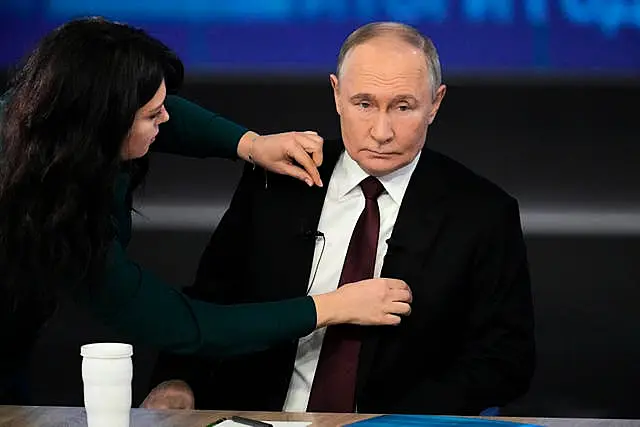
xmin=336 ymin=22 xmax=442 ymax=99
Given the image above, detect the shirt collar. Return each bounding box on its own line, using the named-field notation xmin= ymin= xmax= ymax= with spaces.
xmin=334 ymin=150 xmax=421 ymax=206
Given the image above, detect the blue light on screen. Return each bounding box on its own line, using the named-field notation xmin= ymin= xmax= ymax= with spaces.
xmin=1 ymin=0 xmax=638 ymax=78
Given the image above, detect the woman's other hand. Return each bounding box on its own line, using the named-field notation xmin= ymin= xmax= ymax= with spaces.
xmin=312 ymin=278 xmax=412 ymax=327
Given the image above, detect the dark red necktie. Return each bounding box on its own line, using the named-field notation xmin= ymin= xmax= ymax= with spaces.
xmin=307 ymin=176 xmax=384 ymax=413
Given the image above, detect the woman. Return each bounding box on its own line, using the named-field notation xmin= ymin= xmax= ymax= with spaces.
xmin=0 ymin=18 xmax=412 ymax=402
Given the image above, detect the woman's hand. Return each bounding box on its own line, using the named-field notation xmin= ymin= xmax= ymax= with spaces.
xmin=237 ymin=130 xmax=324 ymax=187
xmin=312 ymin=278 xmax=413 ymax=328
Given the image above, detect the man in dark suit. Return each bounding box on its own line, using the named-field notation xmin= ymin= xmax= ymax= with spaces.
xmin=146 ymin=22 xmax=535 ymax=415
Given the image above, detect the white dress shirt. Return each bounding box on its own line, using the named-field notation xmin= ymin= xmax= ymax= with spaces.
xmin=282 ymin=150 xmax=421 ymax=412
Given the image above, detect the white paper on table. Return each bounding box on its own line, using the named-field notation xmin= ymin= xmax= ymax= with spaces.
xmin=216 ymin=421 xmax=311 ymax=427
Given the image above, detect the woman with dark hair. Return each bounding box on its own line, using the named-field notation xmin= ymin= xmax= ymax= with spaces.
xmin=0 ymin=17 xmax=412 ymax=403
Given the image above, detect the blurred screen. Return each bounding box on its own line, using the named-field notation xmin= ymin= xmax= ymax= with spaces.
xmin=1 ymin=0 xmax=639 ymax=78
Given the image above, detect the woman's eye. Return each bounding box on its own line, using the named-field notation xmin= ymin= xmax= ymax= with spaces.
xmin=150 ymin=105 xmax=165 ymax=120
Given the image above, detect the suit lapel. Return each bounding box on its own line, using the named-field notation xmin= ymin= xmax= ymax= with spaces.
xmin=297 ymin=139 xmax=343 ymax=235
xmin=357 ymin=148 xmax=453 ymax=398
xmin=381 ymin=148 xmax=451 ymax=279
xmin=278 ymin=141 xmax=343 ymax=297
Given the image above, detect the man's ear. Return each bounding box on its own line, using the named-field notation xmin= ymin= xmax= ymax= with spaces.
xmin=427 ymin=84 xmax=447 ymax=125
xmin=330 ymin=74 xmax=341 ymax=116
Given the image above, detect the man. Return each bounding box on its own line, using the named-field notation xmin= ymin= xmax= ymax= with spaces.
xmin=146 ymin=22 xmax=535 ymax=415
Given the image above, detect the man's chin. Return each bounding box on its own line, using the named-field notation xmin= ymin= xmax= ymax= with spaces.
xmin=358 ymin=157 xmax=400 ymax=177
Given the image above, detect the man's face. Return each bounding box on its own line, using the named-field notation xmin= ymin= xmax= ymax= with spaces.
xmin=331 ymin=36 xmax=446 ymax=176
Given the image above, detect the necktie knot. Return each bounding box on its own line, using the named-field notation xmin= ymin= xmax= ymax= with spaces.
xmin=359 ymin=176 xmax=384 ymax=200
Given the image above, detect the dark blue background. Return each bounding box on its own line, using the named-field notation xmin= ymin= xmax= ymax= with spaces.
xmin=1 ymin=0 xmax=639 ymax=77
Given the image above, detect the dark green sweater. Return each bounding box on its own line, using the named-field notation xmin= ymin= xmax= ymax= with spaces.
xmin=88 ymin=95 xmax=317 ymax=356
xmin=1 ymin=95 xmax=317 ymax=360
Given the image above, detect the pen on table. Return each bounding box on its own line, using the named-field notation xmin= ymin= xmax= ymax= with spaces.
xmin=231 ymin=415 xmax=274 ymax=427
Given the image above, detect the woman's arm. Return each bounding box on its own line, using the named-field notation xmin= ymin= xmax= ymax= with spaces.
xmin=83 ymin=239 xmax=318 ymax=357
xmin=79 ymin=238 xmax=410 ymax=357
xmin=152 ymin=95 xmax=324 ymax=187
xmin=152 ymin=95 xmax=245 ymax=159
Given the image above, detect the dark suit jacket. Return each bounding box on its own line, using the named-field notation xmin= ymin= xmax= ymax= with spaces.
xmin=151 ymin=141 xmax=536 ymax=415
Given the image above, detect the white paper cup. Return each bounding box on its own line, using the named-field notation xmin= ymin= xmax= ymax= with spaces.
xmin=81 ymin=343 xmax=133 ymax=427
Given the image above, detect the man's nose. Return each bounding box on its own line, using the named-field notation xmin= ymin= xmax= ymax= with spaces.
xmin=370 ymin=112 xmax=394 ymax=144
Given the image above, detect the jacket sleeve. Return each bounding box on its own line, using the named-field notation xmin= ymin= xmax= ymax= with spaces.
xmin=151 ymin=95 xmax=248 ymax=159
xmin=392 ymin=198 xmax=536 ymax=415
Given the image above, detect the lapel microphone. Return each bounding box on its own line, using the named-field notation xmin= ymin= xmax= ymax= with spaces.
xmin=301 ymin=228 xmax=326 ymax=294
xmin=303 ymin=229 xmax=324 ymax=239
xmin=300 ymin=219 xmax=324 ymax=239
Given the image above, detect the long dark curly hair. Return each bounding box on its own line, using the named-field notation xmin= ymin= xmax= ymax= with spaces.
xmin=0 ymin=17 xmax=183 ymax=318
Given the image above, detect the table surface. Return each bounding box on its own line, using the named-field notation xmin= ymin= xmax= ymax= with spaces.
xmin=1 ymin=406 xmax=639 ymax=427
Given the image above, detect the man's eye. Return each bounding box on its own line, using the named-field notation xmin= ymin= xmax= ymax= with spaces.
xmin=398 ymin=105 xmax=411 ymax=111
xmin=359 ymin=102 xmax=371 ymax=109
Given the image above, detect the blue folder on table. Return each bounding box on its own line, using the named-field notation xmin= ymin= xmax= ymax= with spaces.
xmin=346 ymin=415 xmax=542 ymax=427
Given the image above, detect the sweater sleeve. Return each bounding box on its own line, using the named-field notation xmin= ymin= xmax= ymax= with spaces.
xmin=82 ymin=239 xmax=317 ymax=357
xmin=151 ymin=95 xmax=248 ymax=159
